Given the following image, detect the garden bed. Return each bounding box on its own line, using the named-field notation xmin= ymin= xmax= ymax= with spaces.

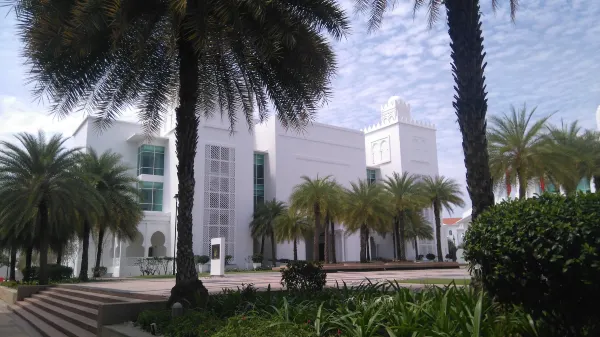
xmin=273 ymin=261 xmax=460 ymax=272
xmin=136 ymin=282 xmax=536 ymax=337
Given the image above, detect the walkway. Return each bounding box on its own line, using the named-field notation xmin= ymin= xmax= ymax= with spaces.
xmin=75 ymin=268 xmax=469 ymax=298
xmin=0 ymin=301 xmax=41 ymax=337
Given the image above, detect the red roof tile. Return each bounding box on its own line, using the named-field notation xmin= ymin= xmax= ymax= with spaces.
xmin=443 ymin=218 xmax=461 ymax=225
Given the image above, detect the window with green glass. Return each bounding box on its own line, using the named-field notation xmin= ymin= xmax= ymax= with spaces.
xmin=254 ymin=153 xmax=265 ymax=207
xmin=139 ymin=181 xmax=163 ymax=211
xmin=367 ymin=169 xmax=377 ymax=185
xmin=577 ymin=177 xmax=591 ymax=192
xmin=137 ymin=145 xmax=165 ymax=176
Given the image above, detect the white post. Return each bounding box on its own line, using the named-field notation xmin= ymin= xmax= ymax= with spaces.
xmin=210 ymin=237 xmax=225 ymax=276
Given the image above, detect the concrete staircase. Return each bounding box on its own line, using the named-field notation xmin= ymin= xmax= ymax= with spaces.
xmin=10 ymin=286 xmax=141 ymax=337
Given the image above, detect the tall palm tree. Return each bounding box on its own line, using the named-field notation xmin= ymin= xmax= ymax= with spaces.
xmin=547 ymin=122 xmax=600 ymax=194
xmin=290 ymin=176 xmax=339 ymax=262
xmin=488 ymin=105 xmax=557 ymax=198
xmin=421 ymin=175 xmax=465 ymax=262
xmin=383 ymin=172 xmax=427 ymax=261
xmin=356 ymin=0 xmax=525 ymax=220
xmin=0 ymin=132 xmax=96 ymax=285
xmin=77 ymin=149 xmax=142 ymax=277
xmin=250 ymin=199 xmax=287 ymax=266
xmin=342 ymin=180 xmax=391 ymax=263
xmin=273 ymin=211 xmax=311 ymax=262
xmin=403 ymin=209 xmax=434 ymax=260
xmin=12 ymin=0 xmax=349 ymax=293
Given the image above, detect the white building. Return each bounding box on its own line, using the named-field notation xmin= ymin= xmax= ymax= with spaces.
xmin=69 ymin=96 xmax=440 ymax=277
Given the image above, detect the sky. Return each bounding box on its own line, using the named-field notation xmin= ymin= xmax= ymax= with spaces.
xmin=1 ymin=0 xmax=599 ymax=217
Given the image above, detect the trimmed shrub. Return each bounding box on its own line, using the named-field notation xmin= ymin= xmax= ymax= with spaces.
xmin=251 ymin=253 xmax=263 ymax=263
xmin=22 ymin=264 xmax=73 ymax=281
xmin=225 ymin=255 xmax=233 ymax=265
xmin=425 ymin=253 xmax=435 ymax=261
xmin=464 ymin=193 xmax=600 ymax=336
xmin=280 ymin=261 xmax=326 ymax=292
xmin=194 ymin=255 xmax=210 ymax=265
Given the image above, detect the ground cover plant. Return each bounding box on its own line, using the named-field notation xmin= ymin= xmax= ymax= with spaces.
xmin=138 ymin=281 xmax=539 ymax=337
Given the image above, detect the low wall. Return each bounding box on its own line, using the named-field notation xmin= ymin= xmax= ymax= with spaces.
xmin=16 ymin=285 xmax=54 ymax=301
xmin=0 ymin=286 xmax=18 ymax=304
xmin=97 ymin=300 xmax=167 ymax=337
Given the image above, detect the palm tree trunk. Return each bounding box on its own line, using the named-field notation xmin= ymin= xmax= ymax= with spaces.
xmin=293 ymin=238 xmax=298 ymax=261
xmin=414 ymin=238 xmax=419 ymax=260
xmin=260 ymin=236 xmax=265 ymax=255
xmin=517 ymin=169 xmax=527 ymax=199
xmin=313 ymin=204 xmax=321 ymax=261
xmin=79 ymin=220 xmax=90 ymax=281
xmin=324 ymin=215 xmax=330 ymax=263
xmin=397 ymin=212 xmax=406 ymax=261
xmin=174 ymin=24 xmax=200 ymax=284
xmin=56 ymin=245 xmax=63 ymax=265
xmin=330 ymin=220 xmax=337 ymax=263
xmin=270 ymin=235 xmax=276 ymax=267
xmin=94 ymin=227 xmax=105 ymax=277
xmin=24 ymin=246 xmax=33 ymax=281
xmin=359 ymin=224 xmax=367 ymax=263
xmin=594 ymin=176 xmax=600 ymax=193
xmin=38 ymin=201 xmax=50 ymax=285
xmin=9 ymin=245 xmax=16 ymax=281
xmin=391 ymin=225 xmax=397 ymax=260
xmin=445 ymin=0 xmax=494 ymax=221
xmin=433 ymin=201 xmax=443 ymax=262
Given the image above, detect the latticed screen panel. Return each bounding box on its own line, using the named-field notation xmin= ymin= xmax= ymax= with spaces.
xmin=202 ymin=145 xmax=236 ymax=257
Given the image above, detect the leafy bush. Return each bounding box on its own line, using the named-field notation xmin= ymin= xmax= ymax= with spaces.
xmin=251 ymin=253 xmax=263 ymax=263
xmin=425 ymin=253 xmax=435 ymax=261
xmin=22 ymin=264 xmax=73 ymax=281
xmin=465 ymin=193 xmax=600 ymax=336
xmin=135 ymin=257 xmax=173 ymax=276
xmin=416 ymin=254 xmax=424 ymax=261
xmin=280 ymin=261 xmax=326 ymax=292
xmin=225 ymin=255 xmax=233 ymax=265
xmin=195 ymin=255 xmax=210 ymax=265
xmin=92 ymin=266 xmax=107 ymax=277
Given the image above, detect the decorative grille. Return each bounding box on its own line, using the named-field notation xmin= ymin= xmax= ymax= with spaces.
xmin=203 ymin=145 xmax=236 ymax=257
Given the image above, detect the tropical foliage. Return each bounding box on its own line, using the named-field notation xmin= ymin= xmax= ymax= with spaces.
xmin=273 ymin=211 xmax=311 ymax=262
xmin=0 ymin=132 xmax=142 ymax=284
xmin=250 ymin=199 xmax=287 ymax=266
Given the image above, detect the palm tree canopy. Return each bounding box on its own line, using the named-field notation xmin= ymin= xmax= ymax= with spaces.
xmin=273 ymin=211 xmax=312 ymax=244
xmin=289 ymin=175 xmax=340 ymax=219
xmin=0 ymin=132 xmax=97 ymax=239
xmin=487 ymin=104 xmax=557 ymax=190
xmin=403 ymin=209 xmax=433 ymax=242
xmin=76 ymin=148 xmax=143 ymax=241
xmin=354 ymin=0 xmax=520 ymax=32
xmin=250 ymin=199 xmax=287 ymax=239
xmin=342 ymin=180 xmax=392 ymax=234
xmin=421 ymin=175 xmax=465 ymax=214
xmin=383 ymin=171 xmax=428 ymax=212
xmin=12 ymin=0 xmax=350 ymax=134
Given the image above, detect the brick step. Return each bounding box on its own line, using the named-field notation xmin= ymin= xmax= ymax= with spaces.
xmin=48 ymin=287 xmax=136 ymax=303
xmin=32 ymin=293 xmax=98 ymax=320
xmin=24 ymin=297 xmax=97 ymax=334
xmin=10 ymin=304 xmax=68 ymax=337
xmin=13 ymin=301 xmax=95 ymax=337
xmin=41 ymin=290 xmax=105 ymax=309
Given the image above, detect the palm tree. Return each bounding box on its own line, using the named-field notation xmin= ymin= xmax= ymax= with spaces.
xmin=273 ymin=211 xmax=311 ymax=261
xmin=403 ymin=209 xmax=434 ymax=260
xmin=12 ymin=0 xmax=349 ymax=293
xmin=383 ymin=172 xmax=427 ymax=261
xmin=488 ymin=104 xmax=557 ymax=198
xmin=421 ymin=175 xmax=465 ymax=262
xmin=342 ymin=180 xmax=391 ymax=263
xmin=0 ymin=132 xmax=96 ymax=285
xmin=547 ymin=122 xmax=600 ymax=194
xmin=77 ymin=149 xmax=142 ymax=278
xmin=356 ymin=0 xmax=525 ymax=220
xmin=290 ymin=176 xmax=339 ymax=262
xmin=250 ymin=199 xmax=287 ymax=266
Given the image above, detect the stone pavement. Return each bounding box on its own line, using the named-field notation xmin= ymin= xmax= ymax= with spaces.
xmin=76 ymin=268 xmax=469 ymax=298
xmin=0 ymin=301 xmax=41 ymax=337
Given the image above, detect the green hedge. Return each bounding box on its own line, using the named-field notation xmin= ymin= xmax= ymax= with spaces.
xmin=464 ymin=192 xmax=600 ymax=336
xmin=22 ymin=264 xmax=73 ymax=281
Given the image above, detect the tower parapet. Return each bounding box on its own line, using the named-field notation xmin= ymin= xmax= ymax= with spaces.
xmin=361 ymin=96 xmax=436 ymax=133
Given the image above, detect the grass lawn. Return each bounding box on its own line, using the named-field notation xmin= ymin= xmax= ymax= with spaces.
xmin=398 ymin=278 xmax=470 ymax=285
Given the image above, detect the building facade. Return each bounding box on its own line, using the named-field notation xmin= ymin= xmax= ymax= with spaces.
xmin=69 ymin=96 xmax=440 ymax=276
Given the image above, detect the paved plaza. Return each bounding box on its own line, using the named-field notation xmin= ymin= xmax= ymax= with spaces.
xmin=75 ymin=268 xmax=469 ymax=298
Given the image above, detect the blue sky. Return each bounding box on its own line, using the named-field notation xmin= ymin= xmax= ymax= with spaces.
xmin=1 ymin=0 xmax=599 ymax=216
